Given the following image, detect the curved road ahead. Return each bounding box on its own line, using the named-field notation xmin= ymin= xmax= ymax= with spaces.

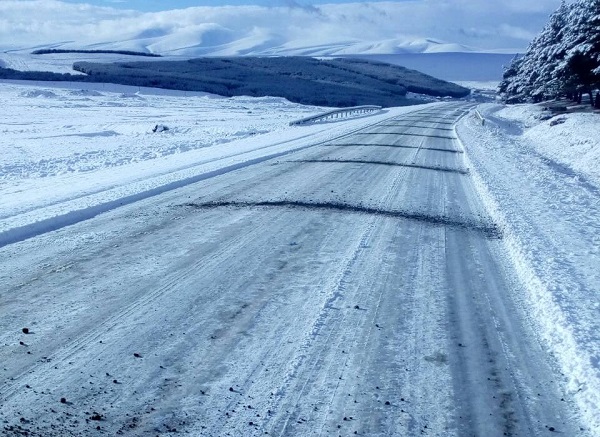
xmin=0 ymin=104 xmax=583 ymax=436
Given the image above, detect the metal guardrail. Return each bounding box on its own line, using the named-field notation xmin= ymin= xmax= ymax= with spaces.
xmin=290 ymin=105 xmax=382 ymax=126
xmin=474 ymin=109 xmax=485 ymax=126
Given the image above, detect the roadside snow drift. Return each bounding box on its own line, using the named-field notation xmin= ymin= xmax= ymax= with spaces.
xmin=457 ymin=104 xmax=600 ymax=434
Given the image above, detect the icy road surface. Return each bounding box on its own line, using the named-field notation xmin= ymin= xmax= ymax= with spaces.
xmin=1 ymin=104 xmax=585 ymax=436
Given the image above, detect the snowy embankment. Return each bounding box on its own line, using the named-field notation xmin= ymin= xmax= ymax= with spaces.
xmin=0 ymin=80 xmax=429 ymax=247
xmin=495 ymin=104 xmax=600 ymax=188
xmin=457 ymin=104 xmax=600 ymax=434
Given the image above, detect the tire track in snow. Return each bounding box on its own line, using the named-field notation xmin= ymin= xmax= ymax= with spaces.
xmin=267 ymin=196 xmax=401 ymax=436
xmin=193 ymin=211 xmax=349 ymax=437
xmin=455 ymin=113 xmax=599 ymax=435
xmin=288 ymin=158 xmax=470 ymax=174
xmin=321 ymin=143 xmax=464 ymax=153
xmin=262 ymin=131 xmax=427 ymax=435
xmin=0 ymin=219 xmax=259 ymax=405
xmin=266 ymin=107 xmax=469 ymax=435
xmin=196 ymin=115 xmax=429 ymax=437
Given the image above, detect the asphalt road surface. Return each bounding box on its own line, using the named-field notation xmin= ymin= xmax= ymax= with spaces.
xmin=0 ymin=103 xmax=583 ymax=436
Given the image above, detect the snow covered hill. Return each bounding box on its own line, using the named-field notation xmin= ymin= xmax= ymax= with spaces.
xmin=17 ymin=36 xmax=475 ymax=58
xmin=0 ymin=50 xmax=511 ymax=91
xmin=0 ymin=1 xmax=515 ymax=83
xmin=0 ymin=3 xmax=483 ymax=59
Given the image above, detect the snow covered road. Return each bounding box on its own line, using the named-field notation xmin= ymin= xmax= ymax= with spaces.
xmin=457 ymin=105 xmax=600 ymax=436
xmin=0 ymin=104 xmax=586 ymax=436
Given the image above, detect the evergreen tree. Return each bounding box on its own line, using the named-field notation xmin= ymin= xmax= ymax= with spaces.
xmin=525 ymin=1 xmax=572 ymax=100
xmin=500 ymin=0 xmax=600 ymax=103
xmin=555 ymin=0 xmax=600 ymax=104
xmin=498 ymin=56 xmax=525 ymax=102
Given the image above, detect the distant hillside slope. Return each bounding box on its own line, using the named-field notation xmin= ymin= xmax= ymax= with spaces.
xmin=70 ymin=57 xmax=469 ymax=107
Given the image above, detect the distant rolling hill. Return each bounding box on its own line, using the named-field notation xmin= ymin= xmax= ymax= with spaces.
xmin=0 ymin=49 xmax=513 ymax=86
xmin=0 ymin=0 xmax=519 ymax=86
xmin=0 ymin=54 xmax=471 ymax=106
xmin=66 ymin=57 xmax=469 ymax=107
xmin=5 ymin=34 xmax=479 ymax=59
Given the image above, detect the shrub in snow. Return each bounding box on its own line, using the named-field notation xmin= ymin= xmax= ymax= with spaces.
xmin=152 ymin=124 xmax=169 ymax=133
xmin=120 ymin=93 xmax=144 ymax=99
xmin=69 ymin=89 xmax=103 ymax=97
xmin=20 ymin=90 xmax=57 ymax=98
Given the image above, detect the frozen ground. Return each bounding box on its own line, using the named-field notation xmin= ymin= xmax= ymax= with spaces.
xmin=457 ymin=105 xmax=600 ymax=433
xmin=0 ymin=81 xmax=598 ymax=436
xmin=0 ymin=80 xmax=314 ymax=183
xmin=0 ymin=80 xmax=343 ymax=233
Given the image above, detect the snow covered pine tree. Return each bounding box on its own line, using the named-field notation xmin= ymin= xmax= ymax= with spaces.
xmin=500 ymin=0 xmax=600 ymax=105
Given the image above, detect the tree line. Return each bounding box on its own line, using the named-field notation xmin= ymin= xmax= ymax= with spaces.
xmin=31 ymin=49 xmax=161 ymax=57
xmin=499 ymin=0 xmax=600 ymax=108
xmin=1 ymin=56 xmax=469 ymax=107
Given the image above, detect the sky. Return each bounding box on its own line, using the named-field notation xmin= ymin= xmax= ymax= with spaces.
xmin=65 ymin=0 xmax=395 ymax=10
xmin=0 ymin=0 xmax=569 ymax=54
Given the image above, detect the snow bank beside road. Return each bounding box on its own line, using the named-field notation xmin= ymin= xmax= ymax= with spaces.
xmin=457 ymin=105 xmax=600 ymax=435
xmin=494 ymin=104 xmax=600 ymax=187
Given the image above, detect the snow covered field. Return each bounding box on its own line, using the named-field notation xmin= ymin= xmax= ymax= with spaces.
xmin=0 ymin=80 xmax=311 ymax=183
xmin=0 ymin=52 xmax=151 ymax=75
xmin=0 ymin=80 xmax=422 ymax=245
xmin=1 ymin=80 xmax=599 ymax=436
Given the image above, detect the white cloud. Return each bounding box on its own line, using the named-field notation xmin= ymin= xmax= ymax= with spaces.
xmin=498 ymin=24 xmax=537 ymax=42
xmin=0 ymin=0 xmax=565 ymax=54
